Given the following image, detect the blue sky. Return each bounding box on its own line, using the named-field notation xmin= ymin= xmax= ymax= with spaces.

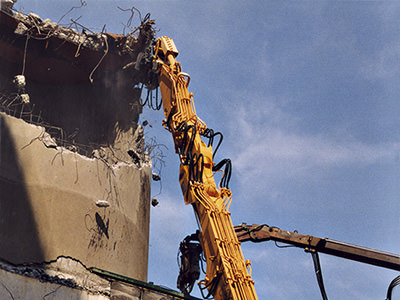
xmin=14 ymin=1 xmax=400 ymax=299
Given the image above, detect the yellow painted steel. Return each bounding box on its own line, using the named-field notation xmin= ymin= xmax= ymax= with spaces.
xmin=153 ymin=36 xmax=258 ymax=300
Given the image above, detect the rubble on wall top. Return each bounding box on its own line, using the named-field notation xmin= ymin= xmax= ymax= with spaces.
xmin=1 ymin=0 xmax=155 ymax=51
xmin=9 ymin=9 xmax=153 ymax=55
xmin=0 ymin=0 xmax=17 ymax=14
xmin=0 ymin=4 xmax=157 ymax=85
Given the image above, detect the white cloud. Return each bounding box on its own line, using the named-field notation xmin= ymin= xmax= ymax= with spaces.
xmin=228 ymin=100 xmax=400 ymax=184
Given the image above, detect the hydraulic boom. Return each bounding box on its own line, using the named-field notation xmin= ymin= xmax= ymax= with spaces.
xmin=152 ymin=36 xmax=258 ymax=300
xmin=235 ymin=223 xmax=400 ymax=271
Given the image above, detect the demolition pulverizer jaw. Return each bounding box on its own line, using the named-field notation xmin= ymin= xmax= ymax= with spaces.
xmin=177 ymin=232 xmax=202 ymax=295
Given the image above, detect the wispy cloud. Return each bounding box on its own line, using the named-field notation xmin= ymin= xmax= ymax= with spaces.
xmin=228 ymin=100 xmax=400 ymax=184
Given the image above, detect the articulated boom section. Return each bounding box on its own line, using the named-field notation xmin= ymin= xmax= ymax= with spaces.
xmin=153 ymin=36 xmax=258 ymax=300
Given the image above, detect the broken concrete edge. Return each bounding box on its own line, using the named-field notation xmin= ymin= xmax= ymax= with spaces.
xmin=0 ymin=0 xmax=16 ymax=14
xmin=1 ymin=82 xmax=143 ymax=163
xmin=0 ymin=255 xmax=202 ymax=300
xmin=0 ymin=111 xmax=152 ymax=169
xmin=3 ymin=4 xmax=154 ymax=56
xmin=91 ymin=268 xmax=202 ymax=300
xmin=1 ymin=5 xmax=158 ymax=90
xmin=0 ymin=255 xmax=111 ymax=296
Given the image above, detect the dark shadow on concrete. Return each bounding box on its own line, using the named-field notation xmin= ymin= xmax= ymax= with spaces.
xmin=0 ymin=9 xmax=146 ymax=156
xmin=26 ymin=79 xmax=143 ymax=149
xmin=0 ymin=114 xmax=44 ymax=264
xmin=95 ymin=212 xmax=109 ymax=239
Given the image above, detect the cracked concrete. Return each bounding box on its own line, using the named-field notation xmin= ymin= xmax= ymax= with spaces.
xmin=0 ymin=256 xmax=110 ymax=295
xmin=0 ymin=256 xmax=201 ymax=300
xmin=0 ymin=268 xmax=110 ymax=299
xmin=0 ymin=111 xmax=151 ymax=280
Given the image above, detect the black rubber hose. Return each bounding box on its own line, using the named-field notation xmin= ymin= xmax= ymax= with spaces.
xmin=213 ymin=158 xmax=232 ymax=188
xmin=311 ymin=252 xmax=328 ymax=300
xmin=386 ymin=275 xmax=400 ymax=300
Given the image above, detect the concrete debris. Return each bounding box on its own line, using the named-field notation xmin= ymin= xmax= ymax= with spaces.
xmin=41 ymin=132 xmax=58 ymax=148
xmin=135 ymin=125 xmax=144 ymax=143
xmin=27 ymin=12 xmax=41 ymax=23
xmin=20 ymin=93 xmax=29 ymax=103
xmin=22 ymin=20 xmax=105 ymax=51
xmin=92 ymin=148 xmax=107 ymax=160
xmin=46 ymin=256 xmax=110 ymax=294
xmin=66 ymin=144 xmax=78 ymax=152
xmin=13 ymin=75 xmax=26 ymax=91
xmin=96 ymin=200 xmax=110 ymax=208
xmin=13 ymin=21 xmax=28 ymax=35
xmin=152 ymin=173 xmax=161 ymax=181
xmin=151 ymin=198 xmax=159 ymax=207
xmin=9 ymin=9 xmax=152 ymax=57
xmin=41 ymin=18 xmax=58 ymax=31
xmin=0 ymin=0 xmax=16 ymax=13
xmin=128 ymin=149 xmax=141 ymax=167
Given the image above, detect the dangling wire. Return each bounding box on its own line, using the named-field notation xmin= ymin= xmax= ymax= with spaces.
xmin=386 ymin=275 xmax=400 ymax=300
xmin=142 ymin=13 xmax=151 ymax=24
xmin=311 ymin=252 xmax=329 ymax=300
xmin=140 ymin=85 xmax=162 ymax=110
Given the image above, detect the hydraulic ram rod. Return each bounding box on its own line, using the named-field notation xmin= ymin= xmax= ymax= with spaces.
xmin=235 ymin=223 xmax=400 ymax=271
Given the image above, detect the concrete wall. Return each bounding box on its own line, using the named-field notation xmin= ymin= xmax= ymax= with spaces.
xmin=0 ymin=8 xmax=154 ymax=285
xmin=0 ymin=112 xmax=151 ymax=280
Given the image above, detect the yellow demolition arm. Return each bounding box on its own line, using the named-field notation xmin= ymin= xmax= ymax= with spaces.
xmin=153 ymin=36 xmax=258 ymax=300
